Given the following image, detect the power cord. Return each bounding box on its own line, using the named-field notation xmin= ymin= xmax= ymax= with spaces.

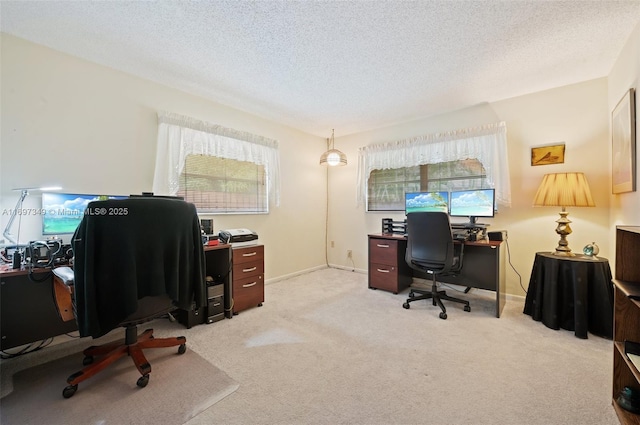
xmin=324 ymin=154 xmax=330 ymax=268
xmin=0 ymin=338 xmax=54 ymax=359
xmin=505 ymin=238 xmax=525 ymax=294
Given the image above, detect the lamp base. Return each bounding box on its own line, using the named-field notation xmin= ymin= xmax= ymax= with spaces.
xmin=553 ymin=209 xmax=574 ymax=256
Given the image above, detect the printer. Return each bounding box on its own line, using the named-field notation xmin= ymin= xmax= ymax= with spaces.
xmin=218 ymin=228 xmax=259 ymax=247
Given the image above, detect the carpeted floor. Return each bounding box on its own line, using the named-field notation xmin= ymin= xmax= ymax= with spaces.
xmin=0 ymin=344 xmax=238 ymax=425
xmin=0 ymin=268 xmax=619 ymax=424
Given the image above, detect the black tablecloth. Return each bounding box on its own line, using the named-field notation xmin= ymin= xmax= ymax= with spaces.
xmin=523 ymin=252 xmax=613 ymax=339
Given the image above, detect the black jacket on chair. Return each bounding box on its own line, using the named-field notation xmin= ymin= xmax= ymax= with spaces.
xmin=71 ymin=197 xmax=205 ymax=338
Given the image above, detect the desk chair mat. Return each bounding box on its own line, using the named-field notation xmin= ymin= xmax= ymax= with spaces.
xmin=0 ymin=348 xmax=238 ymax=425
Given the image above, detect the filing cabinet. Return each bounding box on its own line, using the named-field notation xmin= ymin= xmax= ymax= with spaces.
xmin=232 ymin=245 xmax=264 ymax=314
xmin=368 ymin=235 xmax=412 ymax=294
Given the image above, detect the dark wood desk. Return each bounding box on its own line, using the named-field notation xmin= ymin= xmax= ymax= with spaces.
xmin=523 ymin=252 xmax=613 ymax=339
xmin=368 ymin=233 xmax=506 ymax=318
xmin=0 ymin=266 xmax=78 ymax=350
xmin=0 ymin=243 xmax=236 ymax=350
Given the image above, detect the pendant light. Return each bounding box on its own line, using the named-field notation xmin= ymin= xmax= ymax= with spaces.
xmin=319 ymin=129 xmax=347 ymax=166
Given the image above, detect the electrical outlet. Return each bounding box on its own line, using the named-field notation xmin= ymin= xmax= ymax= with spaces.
xmin=347 ymin=250 xmax=352 ymax=259
xmin=331 ymin=241 xmax=335 ymax=248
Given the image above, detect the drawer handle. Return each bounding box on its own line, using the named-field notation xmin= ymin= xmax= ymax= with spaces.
xmin=377 ymin=244 xmax=390 ymax=248
xmin=242 ymin=281 xmax=257 ymax=288
xmin=242 ymin=266 xmax=257 ymax=273
xmin=377 ymin=268 xmax=390 ymax=273
xmin=242 ymin=252 xmax=257 ymax=257
xmin=211 ymin=302 xmax=221 ymax=307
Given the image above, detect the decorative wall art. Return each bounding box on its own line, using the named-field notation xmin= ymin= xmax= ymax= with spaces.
xmin=531 ymin=143 xmax=565 ymax=166
xmin=612 ymin=88 xmax=636 ymax=194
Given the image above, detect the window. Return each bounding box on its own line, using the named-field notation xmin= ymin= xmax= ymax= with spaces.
xmin=178 ymin=155 xmax=268 ymax=213
xmin=357 ymin=122 xmax=511 ymax=209
xmin=367 ymin=159 xmax=488 ymax=211
xmin=153 ymin=111 xmax=280 ymax=212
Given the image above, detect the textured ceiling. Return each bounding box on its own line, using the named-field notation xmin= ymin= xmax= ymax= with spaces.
xmin=2 ymin=1 xmax=640 ymax=137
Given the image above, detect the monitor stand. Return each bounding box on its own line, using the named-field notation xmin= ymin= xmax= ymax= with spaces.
xmin=451 ymin=216 xmax=490 ymax=230
xmin=451 ymin=222 xmax=488 ymax=230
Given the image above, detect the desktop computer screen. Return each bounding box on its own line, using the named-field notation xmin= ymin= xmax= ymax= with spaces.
xmin=449 ymin=188 xmax=495 ymax=225
xmin=405 ymin=191 xmax=449 ymax=214
xmin=42 ymin=193 xmax=127 ymax=235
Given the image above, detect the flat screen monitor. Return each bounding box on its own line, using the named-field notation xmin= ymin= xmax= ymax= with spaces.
xmin=405 ymin=191 xmax=449 ymax=214
xmin=42 ymin=193 xmax=127 ymax=235
xmin=449 ymin=188 xmax=495 ymax=225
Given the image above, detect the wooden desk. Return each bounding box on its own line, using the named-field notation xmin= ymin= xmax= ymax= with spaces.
xmin=0 ymin=266 xmax=78 ymax=350
xmin=523 ymin=252 xmax=613 ymax=339
xmin=0 ymin=243 xmax=236 ymax=349
xmin=368 ymin=233 xmax=506 ymax=317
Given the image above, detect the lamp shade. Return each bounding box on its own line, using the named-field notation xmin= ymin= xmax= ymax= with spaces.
xmin=533 ymin=172 xmax=595 ymax=207
xmin=320 ymin=129 xmax=347 ymax=166
xmin=320 ymin=149 xmax=347 ymax=166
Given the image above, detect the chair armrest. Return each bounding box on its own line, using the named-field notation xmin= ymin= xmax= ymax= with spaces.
xmin=53 ymin=266 xmax=74 ymax=287
xmin=52 ymin=266 xmax=75 ymax=322
xmin=452 ymin=242 xmax=465 ymax=273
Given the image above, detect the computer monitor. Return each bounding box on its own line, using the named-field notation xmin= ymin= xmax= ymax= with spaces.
xmin=449 ymin=188 xmax=495 ymax=226
xmin=42 ymin=192 xmax=127 ymax=235
xmin=405 ymin=191 xmax=449 ymax=214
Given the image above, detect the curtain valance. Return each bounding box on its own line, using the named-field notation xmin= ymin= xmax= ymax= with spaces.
xmin=152 ymin=111 xmax=281 ymax=206
xmin=356 ymin=121 xmax=511 ymax=207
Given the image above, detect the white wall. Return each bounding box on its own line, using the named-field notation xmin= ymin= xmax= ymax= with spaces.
xmin=0 ymin=34 xmax=328 ymax=281
xmin=3 ymin=24 xmax=638 ymax=295
xmin=331 ymin=79 xmax=612 ymax=297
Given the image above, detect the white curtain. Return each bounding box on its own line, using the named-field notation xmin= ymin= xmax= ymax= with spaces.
xmin=356 ymin=121 xmax=511 ymax=207
xmin=152 ymin=111 xmax=281 ymax=206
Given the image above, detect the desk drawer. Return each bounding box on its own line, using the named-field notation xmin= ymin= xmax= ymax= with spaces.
xmin=233 ymin=260 xmax=264 ymax=280
xmin=233 ymin=274 xmax=264 ymax=313
xmin=369 ymin=239 xmax=400 ymax=265
xmin=370 ymin=262 xmax=404 ymax=294
xmin=233 ymin=245 xmax=264 ymax=265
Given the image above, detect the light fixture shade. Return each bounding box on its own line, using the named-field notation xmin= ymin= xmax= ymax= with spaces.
xmin=533 ymin=172 xmax=595 ymax=207
xmin=320 ymin=148 xmax=347 ymax=166
xmin=320 ymin=129 xmax=347 ymax=166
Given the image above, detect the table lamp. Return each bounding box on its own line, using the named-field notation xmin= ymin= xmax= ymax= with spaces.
xmin=533 ymin=172 xmax=595 ymax=256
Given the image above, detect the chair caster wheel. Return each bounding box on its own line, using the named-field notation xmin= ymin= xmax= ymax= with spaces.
xmin=464 ymin=305 xmax=471 ymax=312
xmin=409 ymin=291 xmax=415 ymax=297
xmin=63 ymin=384 xmax=78 ymax=398
xmin=178 ymin=343 xmax=187 ymax=355
xmin=82 ymin=356 xmax=94 ymax=366
xmin=439 ymin=312 xmax=447 ymax=320
xmin=137 ymin=374 xmax=149 ymax=388
xmin=402 ymin=302 xmax=410 ymax=309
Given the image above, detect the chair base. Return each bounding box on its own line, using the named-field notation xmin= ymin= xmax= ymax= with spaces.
xmin=62 ymin=327 xmax=186 ymax=398
xmin=402 ymin=281 xmax=470 ymax=319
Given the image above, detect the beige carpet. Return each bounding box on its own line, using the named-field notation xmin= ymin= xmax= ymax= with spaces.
xmin=0 ymin=268 xmax=619 ymax=424
xmin=0 ymin=345 xmax=238 ymax=425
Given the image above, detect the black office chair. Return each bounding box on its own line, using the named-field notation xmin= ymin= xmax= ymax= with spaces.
xmin=52 ymin=196 xmax=205 ymax=398
xmin=402 ymin=211 xmax=470 ymax=319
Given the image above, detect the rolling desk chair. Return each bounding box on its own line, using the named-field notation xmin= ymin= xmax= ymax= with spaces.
xmin=402 ymin=211 xmax=471 ymax=319
xmin=52 ymin=196 xmax=205 ymax=398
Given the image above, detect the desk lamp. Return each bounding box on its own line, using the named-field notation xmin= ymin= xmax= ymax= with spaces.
xmin=533 ymin=172 xmax=595 ymax=256
xmin=319 ymin=129 xmax=347 ymax=166
xmin=3 ymin=186 xmax=62 ymax=268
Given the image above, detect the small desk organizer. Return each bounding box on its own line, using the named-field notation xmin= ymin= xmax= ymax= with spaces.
xmin=382 ymin=218 xmax=407 ymax=235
